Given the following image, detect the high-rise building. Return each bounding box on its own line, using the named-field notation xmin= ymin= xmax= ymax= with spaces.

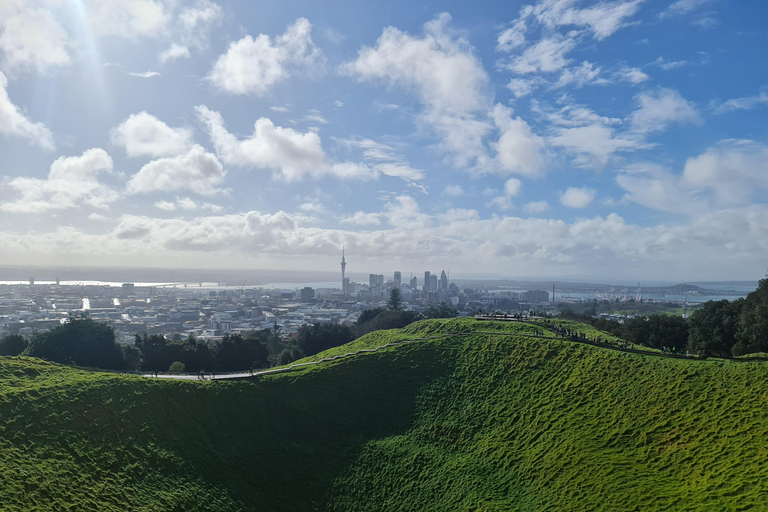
xmin=424 ymin=271 xmax=431 ymax=292
xmin=340 ymin=247 xmax=347 ymax=295
xmin=410 ymin=276 xmax=418 ymax=290
xmin=439 ymin=270 xmax=448 ymax=291
xmin=343 ymin=277 xmax=350 ymax=296
xmin=394 ymin=271 xmax=401 ymax=288
xmin=430 ymin=274 xmax=438 ymax=292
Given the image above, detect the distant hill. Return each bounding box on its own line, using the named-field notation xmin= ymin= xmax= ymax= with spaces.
xmin=1 ymin=318 xmax=766 ymax=511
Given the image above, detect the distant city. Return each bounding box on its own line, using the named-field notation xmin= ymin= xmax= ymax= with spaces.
xmin=0 ymin=256 xmax=755 ymax=344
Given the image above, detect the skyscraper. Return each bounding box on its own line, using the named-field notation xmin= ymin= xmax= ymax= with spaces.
xmin=424 ymin=271 xmax=431 ymax=292
xmin=341 ymin=247 xmax=347 ymax=295
xmin=394 ymin=271 xmax=401 ymax=288
xmin=440 ymin=270 xmax=448 ymax=291
xmin=410 ymin=276 xmax=418 ymax=290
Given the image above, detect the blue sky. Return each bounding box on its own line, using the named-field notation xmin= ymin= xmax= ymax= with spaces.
xmin=0 ymin=0 xmax=766 ymax=281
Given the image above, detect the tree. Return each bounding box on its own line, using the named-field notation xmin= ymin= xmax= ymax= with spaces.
xmin=169 ymin=361 xmax=186 ymax=373
xmin=296 ymin=323 xmax=355 ymax=357
xmin=387 ymin=288 xmax=403 ymax=311
xmin=357 ymin=308 xmax=384 ymax=326
xmin=687 ymin=299 xmax=743 ymax=357
xmin=0 ymin=334 xmax=27 ymax=356
xmin=623 ymin=315 xmax=688 ymax=351
xmin=422 ymin=303 xmax=459 ymax=319
xmin=215 ymin=333 xmax=269 ymax=371
xmin=356 ymin=310 xmax=421 ymax=336
xmin=734 ymin=276 xmax=768 ymax=356
xmin=25 ymin=318 xmax=123 ymax=369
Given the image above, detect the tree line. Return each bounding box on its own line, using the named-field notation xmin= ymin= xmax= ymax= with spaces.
xmin=0 ymin=295 xmax=461 ymax=372
xmin=559 ymin=275 xmax=768 ymax=358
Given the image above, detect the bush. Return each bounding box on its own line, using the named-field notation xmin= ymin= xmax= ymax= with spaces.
xmin=168 ymin=361 xmax=186 ymax=373
xmin=0 ymin=334 xmax=27 ymax=356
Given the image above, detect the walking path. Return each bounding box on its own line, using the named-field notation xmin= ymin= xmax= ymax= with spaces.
xmin=141 ymin=317 xmax=753 ymax=381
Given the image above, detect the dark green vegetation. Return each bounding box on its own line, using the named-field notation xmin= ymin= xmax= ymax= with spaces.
xmin=2 ymin=318 xmax=767 ymax=511
xmin=559 ymin=275 xmax=768 ymax=358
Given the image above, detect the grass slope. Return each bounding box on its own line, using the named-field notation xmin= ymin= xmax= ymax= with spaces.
xmin=1 ymin=319 xmax=767 ymax=511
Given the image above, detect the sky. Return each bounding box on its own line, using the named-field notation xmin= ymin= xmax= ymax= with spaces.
xmin=0 ymin=0 xmax=766 ymax=282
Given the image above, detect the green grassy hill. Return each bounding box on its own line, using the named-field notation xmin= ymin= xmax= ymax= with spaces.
xmin=1 ymin=318 xmax=767 ymax=511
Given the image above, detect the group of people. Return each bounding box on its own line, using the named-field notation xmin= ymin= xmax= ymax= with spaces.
xmin=542 ymin=322 xmax=634 ymax=350
xmin=198 ymin=369 xmax=215 ymax=380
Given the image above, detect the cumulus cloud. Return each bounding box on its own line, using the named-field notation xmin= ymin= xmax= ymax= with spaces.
xmin=550 ymin=123 xmax=642 ymax=168
xmin=344 ymin=13 xmax=492 ymax=168
xmin=560 ymin=186 xmax=596 ymax=208
xmin=340 ymin=211 xmax=382 ymax=226
xmin=443 ymin=185 xmax=464 ymax=196
xmin=491 ymin=104 xmax=546 ymax=176
xmin=616 ymin=163 xmax=707 ymax=215
xmin=1 ymin=148 xmax=115 ymax=213
xmin=127 ymin=71 xmax=161 ymax=78
xmin=629 ymin=87 xmax=700 ymax=135
xmin=524 ymin=200 xmax=551 ymax=214
xmin=126 ymin=145 xmax=226 ymax=195
xmin=159 ymin=43 xmax=190 ymax=63
xmin=110 ymin=111 xmax=193 ymax=158
xmin=195 ymin=104 xmax=326 ymax=180
xmin=0 ymin=5 xmax=71 ymax=76
xmin=177 ymin=0 xmax=222 ymax=48
xmin=87 ymin=0 xmax=170 ymax=38
xmin=682 ymin=140 xmax=768 ymax=205
xmin=0 ymin=72 xmax=55 ymax=149
xmin=154 ymin=197 xmax=223 ymax=212
xmin=207 ymin=17 xmax=322 ymax=95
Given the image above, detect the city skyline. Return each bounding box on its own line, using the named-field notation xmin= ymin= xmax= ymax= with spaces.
xmin=0 ymin=1 xmax=767 ymax=281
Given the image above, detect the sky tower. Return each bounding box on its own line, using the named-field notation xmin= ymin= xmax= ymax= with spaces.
xmin=341 ymin=247 xmax=347 ymax=295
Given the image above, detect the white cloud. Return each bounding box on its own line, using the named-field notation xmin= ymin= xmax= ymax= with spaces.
xmin=629 ymin=88 xmax=700 ymax=135
xmin=497 ymin=19 xmax=527 ymax=51
xmin=1 ymin=148 xmax=115 ymax=213
xmin=491 ymin=104 xmax=546 ymax=176
xmin=0 ymin=71 xmax=54 ymax=149
xmin=344 ymin=13 xmax=492 ymax=168
xmin=333 ymin=100 xmax=344 ymax=107
xmin=509 ymin=36 xmax=577 ymax=74
xmin=0 ymin=5 xmax=71 ymax=76
xmin=504 ymin=177 xmax=523 ymax=197
xmin=550 ymin=124 xmax=642 ymax=168
xmin=110 ymin=111 xmax=193 ymax=158
xmin=207 ymin=17 xmax=322 ymax=95
xmin=661 ymin=0 xmax=714 ymax=17
xmin=374 ymin=163 xmax=426 ymax=181
xmin=525 ymin=0 xmax=644 ymax=41
xmin=270 ymin=106 xmax=290 ymax=112
xmin=560 ymin=186 xmax=596 ymax=208
xmin=155 ymin=197 xmax=224 ymax=212
xmin=88 ymin=0 xmax=171 ymax=38
xmin=616 ymin=163 xmax=707 ymax=215
xmin=554 ymin=61 xmax=605 ymax=88
xmin=523 ymin=200 xmax=551 ymax=214
xmin=443 ymin=185 xmax=464 ymax=196
xmin=196 ymin=104 xmax=326 ymax=180
xmin=177 ymin=0 xmax=223 ymax=48
xmin=126 ymin=145 xmax=226 ymax=196
xmin=88 ymin=213 xmax=110 ymax=222
xmin=298 ymin=201 xmax=326 ymax=214
xmin=653 ymin=56 xmax=688 ymax=70
xmin=335 ymin=137 xmax=400 ymax=162
xmin=682 ymin=140 xmax=768 ymax=206
xmin=158 ymin=43 xmax=190 ymax=63
xmin=340 ymin=211 xmax=382 ymax=226
xmin=154 ymin=200 xmax=176 ymax=211
xmin=128 ymin=71 xmax=161 ymax=78
xmin=615 ymin=66 xmax=649 ymax=84
xmin=713 ymin=91 xmax=768 ymax=114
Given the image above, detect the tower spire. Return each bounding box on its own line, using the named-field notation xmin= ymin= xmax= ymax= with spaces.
xmin=341 ymin=246 xmax=347 ymax=296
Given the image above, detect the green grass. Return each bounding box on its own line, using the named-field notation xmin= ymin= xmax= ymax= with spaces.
xmin=2 ymin=318 xmax=767 ymax=510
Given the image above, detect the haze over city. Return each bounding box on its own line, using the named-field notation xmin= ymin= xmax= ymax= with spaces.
xmin=0 ymin=0 xmax=766 ymax=281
